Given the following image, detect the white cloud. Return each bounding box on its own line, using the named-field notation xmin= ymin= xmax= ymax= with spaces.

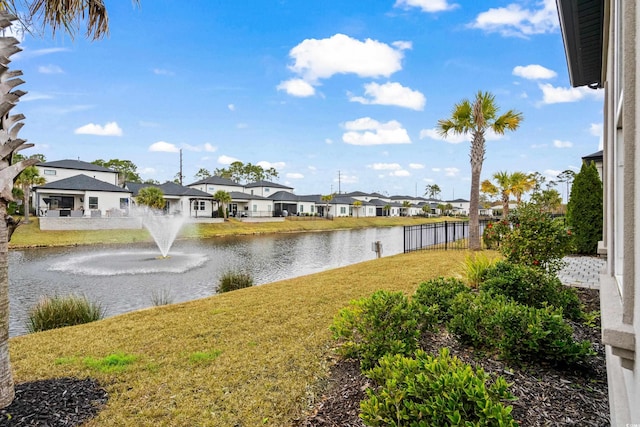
xmin=342 ymin=117 xmax=411 ymax=146
xmin=539 ymin=83 xmax=603 ymax=104
xmin=149 ymin=141 xmax=179 ymax=153
xmin=74 ymin=121 xmax=122 ymax=136
xmin=432 ymin=167 xmax=441 ymax=172
xmin=513 ymin=64 xmax=556 ymax=80
xmin=21 ymin=92 xmax=54 ymax=102
xmin=21 ymin=47 xmax=70 ymax=58
xmin=140 ymin=167 xmax=156 ymax=176
xmin=469 ymin=0 xmax=558 ymax=37
xmin=349 ymin=82 xmax=426 ymax=110
xmin=544 ymin=169 xmax=561 ymax=178
xmin=325 ymin=138 xmax=333 ymax=144
xmin=308 ymin=166 xmax=317 ymax=171
xmin=38 ymin=64 xmax=63 ymax=74
xmin=444 ymin=167 xmax=460 ymax=177
xmin=553 ymin=139 xmax=573 ymax=148
xmin=218 ymin=155 xmax=240 ymax=165
xmin=286 ymin=172 xmax=304 ymax=179
xmin=277 ymin=78 xmax=316 ymax=97
xmin=286 ymin=34 xmax=409 ymax=84
xmin=589 ymin=123 xmax=603 ymax=136
xmin=335 ymin=174 xmax=358 ymax=184
xmin=228 ymin=104 xmax=236 ymax=111
xmin=153 ymin=68 xmax=175 ymax=76
xmin=257 ymin=161 xmax=286 ymax=170
xmin=204 ymin=143 xmax=217 ymax=152
xmin=369 ymin=162 xmax=402 ymax=171
xmin=390 ymin=170 xmax=411 ymax=177
xmin=409 ymin=163 xmax=424 ymax=169
xmin=394 ymin=0 xmax=458 ymax=13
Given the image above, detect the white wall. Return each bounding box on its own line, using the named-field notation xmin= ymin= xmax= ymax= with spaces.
xmin=37 ymin=166 xmax=118 ymax=186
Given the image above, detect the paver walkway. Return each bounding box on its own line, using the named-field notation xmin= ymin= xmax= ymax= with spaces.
xmin=558 ymin=256 xmax=606 ymax=289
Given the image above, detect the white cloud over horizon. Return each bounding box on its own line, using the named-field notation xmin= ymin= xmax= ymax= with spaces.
xmin=394 ymin=0 xmax=458 ymax=13
xmin=513 ymin=64 xmax=557 ymax=80
xmin=74 ymin=121 xmax=122 ymax=136
xmin=553 ymin=139 xmax=573 ymax=148
xmin=349 ymin=81 xmax=426 ymax=110
xmin=342 ymin=117 xmax=411 ymax=146
xmin=469 ymin=0 xmax=558 ymax=38
xmin=149 ymin=141 xmax=179 ymax=153
xmin=218 ymin=155 xmax=241 ymax=165
xmin=539 ymin=83 xmax=603 ymax=104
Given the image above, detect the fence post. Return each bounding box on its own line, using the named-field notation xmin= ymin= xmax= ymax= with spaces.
xmin=444 ymin=221 xmax=448 ymax=250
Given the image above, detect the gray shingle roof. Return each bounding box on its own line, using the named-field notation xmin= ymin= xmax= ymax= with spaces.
xmin=37 ymin=159 xmax=116 ymax=173
xmin=35 ymin=174 xmax=130 ymax=193
xmin=187 ymin=176 xmax=243 ymax=187
xmin=245 ymin=180 xmax=293 ymax=190
xmin=126 ymin=181 xmax=212 ymax=198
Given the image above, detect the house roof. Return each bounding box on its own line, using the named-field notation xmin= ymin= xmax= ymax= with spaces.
xmin=270 ymin=190 xmax=300 ymax=202
xmin=35 ymin=174 xmax=130 ymax=193
xmin=187 ymin=176 xmax=243 ymax=187
xmin=556 ymin=0 xmax=604 ymax=88
xmin=126 ymin=181 xmax=213 ymax=198
xmin=37 ymin=159 xmax=116 ymax=174
xmin=228 ymin=191 xmax=269 ymax=201
xmin=447 ymin=198 xmax=469 ymax=203
xmin=244 ymin=180 xmax=293 ymax=190
xmin=582 ymin=150 xmax=603 ymax=163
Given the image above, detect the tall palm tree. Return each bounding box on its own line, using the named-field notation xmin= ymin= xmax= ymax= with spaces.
xmin=321 ymin=194 xmax=333 ymax=218
xmin=383 ymin=203 xmax=391 ymax=217
xmin=424 ymin=184 xmax=441 ymax=199
xmin=402 ymin=200 xmax=412 ymax=217
xmin=510 ymin=171 xmax=535 ymax=205
xmin=437 ymin=91 xmax=522 ymax=250
xmin=14 ymin=165 xmax=45 ymax=223
xmin=481 ymin=171 xmax=515 ymax=219
xmin=0 ymin=0 xmax=138 ymax=410
xmin=352 ymin=200 xmax=362 ymax=218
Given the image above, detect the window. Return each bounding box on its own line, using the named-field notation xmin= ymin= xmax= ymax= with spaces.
xmin=89 ymin=197 xmax=98 ymax=209
xmin=299 ymin=205 xmax=304 ymax=213
xmin=120 ymin=198 xmax=129 ymax=209
xmin=44 ymin=169 xmax=56 ymax=175
xmin=265 ymin=188 xmax=270 ymax=193
xmin=340 ymin=206 xmax=346 ymax=214
xmin=207 ymin=186 xmax=215 ymax=192
xmin=194 ymin=201 xmax=206 ymax=210
xmin=252 ymin=204 xmax=257 ymax=212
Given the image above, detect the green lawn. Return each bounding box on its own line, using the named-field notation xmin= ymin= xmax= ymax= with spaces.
xmin=8 ymin=244 xmax=471 ymax=426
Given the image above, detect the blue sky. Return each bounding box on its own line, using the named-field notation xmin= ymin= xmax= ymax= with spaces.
xmin=12 ymin=0 xmax=603 ymax=201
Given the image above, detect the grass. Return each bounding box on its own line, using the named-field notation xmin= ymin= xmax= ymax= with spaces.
xmin=8 ymin=249 xmax=473 ymax=426
xmin=217 ymin=270 xmax=254 ymax=293
xmin=9 ymin=216 xmax=454 ymax=248
xmin=27 ymin=294 xmax=106 ymax=333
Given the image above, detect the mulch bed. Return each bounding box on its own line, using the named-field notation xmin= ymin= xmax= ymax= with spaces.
xmin=0 ymin=378 xmax=107 ymax=426
xmin=295 ymin=288 xmax=609 ymax=427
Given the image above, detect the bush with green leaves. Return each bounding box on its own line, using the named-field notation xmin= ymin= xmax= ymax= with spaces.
xmin=566 ymin=161 xmax=603 ymax=254
xmin=330 ymin=290 xmax=419 ymax=370
xmin=500 ymin=202 xmax=574 ymax=274
xmin=461 ymin=252 xmax=498 ymax=288
xmin=360 ymin=348 xmax=517 ymax=427
xmin=481 ymin=261 xmax=583 ymax=320
xmin=217 ymin=270 xmax=254 ymax=293
xmin=412 ymin=276 xmax=470 ymax=329
xmin=27 ymin=294 xmax=105 ymax=333
xmin=482 ymin=219 xmax=511 ymax=249
xmin=448 ymin=291 xmax=593 ymax=364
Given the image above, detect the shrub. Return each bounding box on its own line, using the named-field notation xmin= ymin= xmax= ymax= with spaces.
xmin=482 ymin=219 xmax=511 ymax=249
xmin=218 ymin=270 xmax=254 ymax=293
xmin=27 ymin=294 xmax=105 ymax=333
xmin=461 ymin=252 xmax=498 ymax=288
xmin=566 ymin=161 xmax=603 ymax=254
xmin=330 ymin=290 xmax=419 ymax=370
xmin=150 ymin=288 xmax=173 ymax=306
xmin=500 ymin=202 xmax=574 ymax=274
xmin=412 ymin=277 xmax=470 ymax=328
xmin=448 ymin=291 xmax=593 ymax=364
xmin=481 ymin=261 xmax=583 ymax=320
xmin=360 ymin=348 xmax=517 ymax=427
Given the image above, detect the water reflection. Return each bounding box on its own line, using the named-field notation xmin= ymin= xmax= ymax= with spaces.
xmin=9 ymin=227 xmax=404 ymax=337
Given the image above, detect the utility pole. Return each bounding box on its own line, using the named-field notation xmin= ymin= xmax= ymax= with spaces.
xmin=179 ymin=149 xmax=183 ymax=185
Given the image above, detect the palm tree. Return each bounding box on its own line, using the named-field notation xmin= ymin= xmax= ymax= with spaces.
xmin=424 ymin=184 xmax=441 ymax=199
xmin=0 ymin=1 xmax=138 ymax=410
xmin=481 ymin=171 xmax=514 ymax=219
xmin=510 ymin=171 xmax=535 ymax=205
xmin=14 ymin=165 xmax=45 ymax=223
xmin=437 ymin=91 xmax=522 ymax=250
xmin=321 ymin=194 xmax=333 ymax=218
xmin=136 ymin=186 xmax=165 ymax=211
xmin=353 ymin=200 xmax=362 ymax=218
xmin=402 ymin=200 xmax=412 ymax=217
xmin=213 ymin=190 xmax=232 ymax=219
xmin=383 ymin=203 xmax=391 ymax=217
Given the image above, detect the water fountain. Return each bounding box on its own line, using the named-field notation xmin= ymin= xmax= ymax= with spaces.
xmin=48 ymin=208 xmax=208 ymax=276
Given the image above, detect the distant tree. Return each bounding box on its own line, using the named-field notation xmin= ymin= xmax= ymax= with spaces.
xmin=424 ymin=184 xmax=441 ymax=199
xmin=215 ymin=161 xmax=279 ymax=184
xmin=13 ymin=153 xmax=45 ymax=163
xmin=566 ymin=161 xmax=603 ymax=254
xmin=531 ymin=188 xmax=563 ymax=213
xmin=437 ymin=91 xmax=523 ymax=250
xmin=195 ymin=168 xmax=211 ymax=180
xmin=353 ymin=200 xmax=362 ymax=218
xmin=480 ymin=171 xmax=520 ymax=219
xmin=136 ymin=187 xmax=165 ymax=211
xmin=213 ymin=190 xmax=232 ymax=219
xmin=14 ymin=166 xmax=45 ymax=223
xmin=557 ymin=169 xmax=576 ymax=204
xmin=93 ymin=159 xmax=141 ymax=185
xmin=383 ymin=203 xmax=391 ymax=217
xmin=510 ymin=171 xmax=535 ymax=204
xmin=143 ymin=179 xmax=160 ymax=185
xmin=321 ymin=194 xmax=333 ymax=218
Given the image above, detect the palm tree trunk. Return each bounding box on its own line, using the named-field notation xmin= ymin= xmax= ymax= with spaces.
xmin=501 ymin=192 xmax=509 ymax=220
xmin=23 ymin=187 xmax=30 ymax=223
xmin=469 ymin=133 xmax=486 ymax=250
xmin=0 ymin=202 xmax=14 ymax=408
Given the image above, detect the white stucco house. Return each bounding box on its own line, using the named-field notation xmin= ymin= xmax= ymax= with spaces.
xmin=245 ymin=180 xmax=294 ymax=197
xmin=126 ymin=181 xmax=214 ymax=217
xmin=36 ymin=159 xmax=119 ymax=186
xmin=557 ymin=0 xmax=639 ymax=423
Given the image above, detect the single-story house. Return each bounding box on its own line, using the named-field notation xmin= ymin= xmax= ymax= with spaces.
xmin=126 ymin=181 xmax=215 ymax=217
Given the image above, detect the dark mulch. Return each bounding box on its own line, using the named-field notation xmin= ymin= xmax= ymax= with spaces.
xmin=295 ymin=288 xmax=609 ymax=427
xmin=0 ymin=378 xmax=107 ymax=426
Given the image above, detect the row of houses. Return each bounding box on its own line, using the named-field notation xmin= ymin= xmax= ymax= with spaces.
xmin=31 ymin=159 xmax=474 ymax=219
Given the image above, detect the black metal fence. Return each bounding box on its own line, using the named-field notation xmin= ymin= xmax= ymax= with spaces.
xmin=403 ymin=220 xmax=490 ymax=252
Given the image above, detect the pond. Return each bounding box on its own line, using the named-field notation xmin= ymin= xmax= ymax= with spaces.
xmin=9 ymin=227 xmax=404 ymax=337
